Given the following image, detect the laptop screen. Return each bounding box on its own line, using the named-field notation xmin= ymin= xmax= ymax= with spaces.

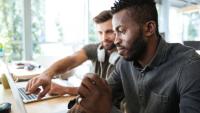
xmin=3 ymin=62 xmax=28 ymax=113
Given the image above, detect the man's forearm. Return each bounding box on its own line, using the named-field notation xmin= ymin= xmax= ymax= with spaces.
xmin=64 ymin=87 xmax=78 ymax=95
xmin=42 ymin=56 xmax=76 ymax=78
xmin=43 ymin=50 xmax=88 ymax=78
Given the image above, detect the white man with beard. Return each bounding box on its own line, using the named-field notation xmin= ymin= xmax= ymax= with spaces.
xmin=25 ymin=10 xmax=121 ymax=104
xmin=70 ymin=0 xmax=200 ymax=113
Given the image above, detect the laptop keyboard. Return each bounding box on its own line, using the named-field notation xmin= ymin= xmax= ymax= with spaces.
xmin=18 ymin=87 xmax=38 ymax=101
xmin=17 ymin=79 xmax=76 ymax=103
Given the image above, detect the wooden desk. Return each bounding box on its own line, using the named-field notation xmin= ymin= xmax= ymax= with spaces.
xmin=0 ymin=84 xmax=75 ymax=113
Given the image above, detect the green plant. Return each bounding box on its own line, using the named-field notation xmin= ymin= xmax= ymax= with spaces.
xmin=0 ymin=0 xmax=44 ymax=61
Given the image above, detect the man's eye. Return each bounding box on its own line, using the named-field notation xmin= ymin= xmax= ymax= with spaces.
xmin=118 ymin=28 xmax=125 ymax=34
xmin=98 ymin=32 xmax=102 ymax=35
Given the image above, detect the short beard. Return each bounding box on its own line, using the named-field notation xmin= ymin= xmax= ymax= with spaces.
xmin=125 ymin=34 xmax=147 ymax=61
xmin=104 ymin=43 xmax=116 ymax=51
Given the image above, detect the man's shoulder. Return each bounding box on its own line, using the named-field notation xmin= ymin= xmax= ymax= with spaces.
xmin=83 ymin=43 xmax=100 ymax=51
xmin=82 ymin=43 xmax=100 ymax=60
xmin=168 ymin=43 xmax=199 ymax=61
xmin=166 ymin=43 xmax=200 ymax=72
xmin=86 ymin=43 xmax=99 ymax=46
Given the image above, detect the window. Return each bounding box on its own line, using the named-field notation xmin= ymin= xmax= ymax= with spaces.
xmin=0 ymin=0 xmax=23 ymax=61
xmin=32 ymin=0 xmax=88 ymax=59
xmin=88 ymin=0 xmax=115 ymax=43
xmin=182 ymin=11 xmax=200 ymax=41
xmin=0 ymin=0 xmax=116 ymax=62
xmin=31 ymin=0 xmax=115 ymax=65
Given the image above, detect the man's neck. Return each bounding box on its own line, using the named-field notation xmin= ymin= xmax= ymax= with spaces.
xmin=138 ymin=36 xmax=159 ymax=68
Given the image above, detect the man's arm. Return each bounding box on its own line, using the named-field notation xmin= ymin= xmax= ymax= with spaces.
xmin=68 ymin=73 xmax=123 ymax=113
xmin=26 ymin=49 xmax=88 ymax=99
xmin=69 ymin=60 xmax=124 ymax=113
xmin=43 ymin=49 xmax=88 ymax=78
xmin=68 ymin=73 xmax=113 ymax=113
xmin=48 ymin=82 xmax=78 ymax=96
xmin=179 ymin=60 xmax=200 ymax=113
xmin=73 ymin=61 xmax=124 ymax=113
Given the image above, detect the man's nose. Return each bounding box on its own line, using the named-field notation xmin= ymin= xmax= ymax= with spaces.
xmin=102 ymin=33 xmax=106 ymax=40
xmin=114 ymin=34 xmax=121 ymax=46
xmin=102 ymin=33 xmax=109 ymax=41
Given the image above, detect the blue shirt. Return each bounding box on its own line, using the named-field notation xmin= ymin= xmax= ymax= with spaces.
xmin=108 ymin=38 xmax=200 ymax=113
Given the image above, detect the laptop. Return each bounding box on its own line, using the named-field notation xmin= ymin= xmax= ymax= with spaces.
xmin=4 ymin=63 xmax=65 ymax=103
xmin=3 ymin=63 xmax=70 ymax=113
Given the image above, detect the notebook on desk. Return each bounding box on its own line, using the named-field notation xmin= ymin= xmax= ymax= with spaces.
xmin=3 ymin=63 xmax=69 ymax=113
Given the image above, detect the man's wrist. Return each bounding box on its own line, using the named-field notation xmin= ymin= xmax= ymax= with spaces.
xmin=64 ymin=87 xmax=78 ymax=95
xmin=43 ymin=69 xmax=56 ymax=79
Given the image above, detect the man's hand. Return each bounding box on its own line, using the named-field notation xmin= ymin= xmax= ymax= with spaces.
xmin=48 ymin=82 xmax=67 ymax=96
xmin=76 ymin=73 xmax=112 ymax=113
xmin=48 ymin=82 xmax=79 ymax=96
xmin=26 ymin=73 xmax=52 ymax=99
xmin=68 ymin=104 xmax=90 ymax=113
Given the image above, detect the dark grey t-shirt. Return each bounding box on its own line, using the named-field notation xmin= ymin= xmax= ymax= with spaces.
xmin=108 ymin=38 xmax=200 ymax=113
xmin=83 ymin=43 xmax=115 ymax=79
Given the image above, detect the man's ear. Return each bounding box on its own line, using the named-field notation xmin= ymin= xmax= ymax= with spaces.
xmin=143 ymin=21 xmax=156 ymax=37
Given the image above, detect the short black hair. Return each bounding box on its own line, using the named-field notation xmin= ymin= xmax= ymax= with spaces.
xmin=93 ymin=10 xmax=112 ymax=24
xmin=111 ymin=0 xmax=160 ymax=36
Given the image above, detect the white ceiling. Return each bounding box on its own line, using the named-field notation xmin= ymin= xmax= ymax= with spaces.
xmin=156 ymin=0 xmax=200 ymax=8
xmin=171 ymin=0 xmax=200 ymax=8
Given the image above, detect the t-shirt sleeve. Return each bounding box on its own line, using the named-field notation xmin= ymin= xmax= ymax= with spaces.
xmin=82 ymin=43 xmax=99 ymax=61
